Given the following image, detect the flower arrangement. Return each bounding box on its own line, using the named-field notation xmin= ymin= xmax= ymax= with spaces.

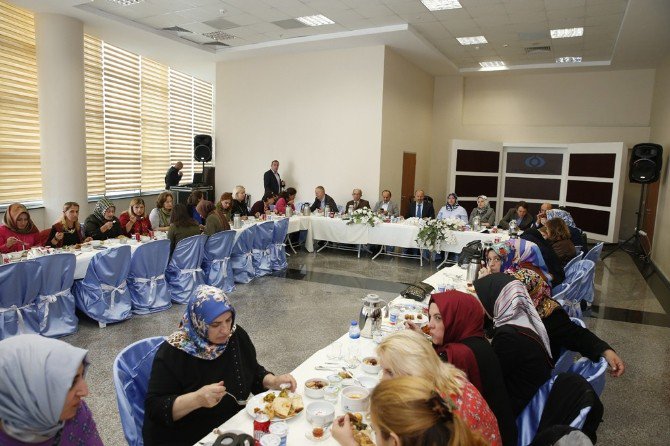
xmin=441 ymin=217 xmax=466 ymax=231
xmin=415 ymin=218 xmax=458 ymax=251
xmin=346 ymin=208 xmax=383 ymax=227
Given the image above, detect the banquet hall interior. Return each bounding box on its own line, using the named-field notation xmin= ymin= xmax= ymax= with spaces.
xmin=1 ymin=0 xmax=670 ymax=445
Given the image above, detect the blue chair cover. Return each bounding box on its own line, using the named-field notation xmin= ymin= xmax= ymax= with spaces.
xmin=252 ymin=221 xmax=275 ymax=277
xmin=561 ymin=273 xmax=585 ymax=319
xmin=0 ymin=261 xmax=42 ymax=339
xmin=73 ymin=246 xmax=133 ymax=326
xmin=516 ymin=375 xmax=558 ymax=446
xmin=113 ymin=336 xmax=165 ymax=446
xmin=584 ymin=242 xmax=604 ymax=263
xmin=564 ymin=252 xmax=583 ymax=277
xmin=270 ymin=218 xmax=290 ymax=271
xmin=574 ymin=259 xmax=596 ymax=304
xmin=127 ymin=240 xmax=171 ymax=315
xmin=202 ymin=230 xmax=236 ymax=293
xmin=552 ymin=317 xmax=586 ymax=376
xmin=568 ymin=357 xmax=608 ymax=397
xmin=34 ymin=254 xmax=78 ymax=338
xmin=551 ymin=282 xmax=570 ymax=307
xmin=165 ymin=234 xmax=206 ymax=304
xmin=231 ymin=226 xmax=257 ymax=283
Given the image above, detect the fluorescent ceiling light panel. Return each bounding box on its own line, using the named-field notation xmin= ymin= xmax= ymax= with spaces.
xmin=295 ymin=14 xmax=335 ymax=26
xmin=550 ymin=27 xmax=584 ymax=39
xmin=457 ymin=36 xmax=487 ymax=45
xmin=421 ymin=0 xmax=462 ymax=11
xmin=479 ymin=61 xmax=505 ymax=68
xmin=556 ymin=56 xmax=583 ymax=63
xmin=106 ymin=0 xmax=144 ymax=5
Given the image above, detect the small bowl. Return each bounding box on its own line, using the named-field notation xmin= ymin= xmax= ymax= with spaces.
xmin=341 ymin=386 xmax=370 ymax=413
xmin=361 ymin=357 xmax=381 ymax=374
xmin=7 ymin=251 xmax=23 ymax=260
xmin=89 ymin=240 xmax=102 ymax=247
xmin=140 ymin=235 xmax=151 ymax=242
xmin=326 ymin=374 xmax=343 ymax=387
xmin=341 ymin=378 xmax=356 ymax=387
xmin=304 ymin=378 xmax=329 ymax=399
xmin=355 ymin=375 xmax=379 ymax=391
xmin=305 ymin=401 xmax=335 ymax=426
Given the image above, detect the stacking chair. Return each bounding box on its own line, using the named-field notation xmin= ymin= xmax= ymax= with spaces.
xmin=552 ymin=317 xmax=586 ymax=376
xmin=270 ymin=218 xmax=290 ymax=271
xmin=34 ymin=253 xmax=78 ymax=337
xmin=113 ymin=336 xmax=165 ymax=446
xmin=165 ymin=234 xmax=207 ymax=304
xmin=127 ymin=240 xmax=171 ymax=314
xmin=584 ymin=242 xmax=604 ymax=264
xmin=0 ymin=261 xmax=42 ymax=340
xmin=231 ymin=225 xmax=257 ymax=283
xmin=202 ymin=230 xmax=236 ymax=293
xmin=252 ymin=221 xmax=275 ymax=277
xmin=73 ymin=246 xmax=133 ymax=328
xmin=569 ymin=356 xmax=609 ymax=397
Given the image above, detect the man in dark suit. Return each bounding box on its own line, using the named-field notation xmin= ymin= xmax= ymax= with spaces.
xmin=345 ymin=188 xmax=370 ymax=212
xmin=263 ymin=160 xmax=284 ymax=195
xmin=405 ymin=189 xmax=435 ymax=219
xmin=164 ymin=161 xmax=183 ymax=189
xmin=499 ymin=200 xmax=534 ymax=230
xmin=310 ymin=186 xmax=338 ymax=213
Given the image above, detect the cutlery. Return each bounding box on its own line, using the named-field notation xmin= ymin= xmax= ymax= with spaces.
xmin=315 ymin=365 xmax=338 ymax=371
xmin=223 ymin=392 xmax=248 ymax=406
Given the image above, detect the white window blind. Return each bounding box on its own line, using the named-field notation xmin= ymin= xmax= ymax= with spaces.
xmin=141 ymin=58 xmax=169 ymax=192
xmin=84 ymin=35 xmax=104 ymax=197
xmin=169 ymin=69 xmax=195 ymax=182
xmin=0 ymin=1 xmax=41 ymax=205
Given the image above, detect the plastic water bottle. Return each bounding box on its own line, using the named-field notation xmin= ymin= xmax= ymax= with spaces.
xmin=346 ymin=321 xmax=361 ymax=367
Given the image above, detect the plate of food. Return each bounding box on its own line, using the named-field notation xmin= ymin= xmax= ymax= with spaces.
xmin=345 ymin=412 xmax=375 ymax=446
xmin=401 ymin=311 xmax=428 ymax=326
xmin=246 ymin=389 xmax=304 ymax=421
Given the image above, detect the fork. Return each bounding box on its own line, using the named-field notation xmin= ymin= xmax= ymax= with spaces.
xmin=223 ymin=392 xmax=248 ymax=406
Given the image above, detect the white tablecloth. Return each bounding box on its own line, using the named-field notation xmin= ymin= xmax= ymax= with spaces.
xmin=74 ymin=243 xmax=141 ymax=280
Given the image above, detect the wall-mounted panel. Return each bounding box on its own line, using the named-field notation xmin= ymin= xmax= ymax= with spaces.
xmin=504 ymin=177 xmax=561 ymax=200
xmin=568 ymin=153 xmax=616 ymax=178
xmin=455 ymin=175 xmax=498 ymax=198
xmin=456 ymin=150 xmax=500 ymax=173
xmin=567 ymin=180 xmax=613 ymax=207
xmin=565 ymin=206 xmax=611 ymax=236
xmin=506 ymin=152 xmax=563 ymax=175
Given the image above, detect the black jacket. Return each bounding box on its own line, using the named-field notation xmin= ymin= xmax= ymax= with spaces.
xmin=405 ymin=200 xmax=435 ymax=219
xmin=263 ymin=169 xmax=282 ymax=195
xmin=499 ymin=208 xmax=534 ymax=230
xmin=84 ymin=214 xmax=122 ymax=241
xmin=164 ymin=166 xmax=181 ymax=189
xmin=230 ymin=199 xmax=249 ymax=217
xmin=310 ymin=194 xmax=338 ymax=213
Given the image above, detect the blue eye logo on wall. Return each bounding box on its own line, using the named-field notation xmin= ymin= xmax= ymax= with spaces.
xmin=525 ymin=155 xmax=546 ymax=169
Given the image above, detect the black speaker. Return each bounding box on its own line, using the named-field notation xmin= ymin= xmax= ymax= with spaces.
xmin=194 ymin=134 xmax=212 ymax=162
xmin=629 ymin=143 xmax=663 ymax=183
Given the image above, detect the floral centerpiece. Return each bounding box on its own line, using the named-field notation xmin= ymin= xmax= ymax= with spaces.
xmin=415 ymin=218 xmax=460 ymax=251
xmin=346 ymin=208 xmax=383 ymax=227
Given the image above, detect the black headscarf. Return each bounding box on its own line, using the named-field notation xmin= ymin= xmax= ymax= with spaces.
xmin=473 ymin=273 xmax=515 ymax=318
xmin=521 ymin=228 xmax=565 ymax=285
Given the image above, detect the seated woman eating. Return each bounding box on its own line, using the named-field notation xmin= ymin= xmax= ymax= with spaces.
xmin=0 ymin=334 xmax=103 ymax=446
xmin=0 ymin=203 xmax=40 ymax=253
xmin=48 ymin=202 xmax=91 ymax=248
xmin=333 ymin=376 xmax=488 ymax=446
xmin=167 ymin=204 xmax=202 ymax=254
xmin=250 ymin=192 xmax=276 ymax=217
xmin=84 ymin=197 xmax=122 ymax=241
xmin=149 ymin=192 xmax=174 ymax=232
xmin=143 ymin=285 xmax=296 ymax=446
xmin=199 ymin=200 xmax=231 ymax=236
xmin=119 ymin=198 xmax=152 ymax=236
xmin=217 ymin=192 xmax=234 ymax=222
xmin=274 ymin=187 xmax=297 ymax=215
xmin=186 ymin=191 xmax=205 ymax=225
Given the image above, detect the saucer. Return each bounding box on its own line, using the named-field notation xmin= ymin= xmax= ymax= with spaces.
xmin=305 ymin=428 xmax=331 ymax=442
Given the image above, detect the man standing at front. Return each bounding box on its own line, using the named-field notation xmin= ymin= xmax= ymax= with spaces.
xmin=164 ymin=161 xmax=183 ymax=189
xmin=373 ymin=190 xmax=399 ymax=217
xmin=263 ymin=160 xmax=284 ymax=195
xmin=405 ymin=189 xmax=435 ymax=219
xmin=345 ymin=189 xmax=370 ymax=212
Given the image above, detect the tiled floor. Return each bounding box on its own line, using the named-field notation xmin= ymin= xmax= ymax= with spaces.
xmin=62 ymin=247 xmax=670 ymax=445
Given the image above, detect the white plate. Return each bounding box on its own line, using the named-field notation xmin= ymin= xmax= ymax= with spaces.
xmin=245 ymin=390 xmax=304 ymax=421
xmin=400 ymin=311 xmax=428 ymax=326
xmin=305 ymin=428 xmax=331 ymax=442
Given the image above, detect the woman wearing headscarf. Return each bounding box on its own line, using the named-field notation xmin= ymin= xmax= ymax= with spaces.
xmin=0 ymin=203 xmax=40 ymax=253
xmin=473 ymin=274 xmax=553 ymax=415
xmin=84 ymin=197 xmax=122 ymax=241
xmin=425 ymin=291 xmax=517 ymax=445
xmin=200 ymin=200 xmax=231 ymax=236
xmin=436 ymin=193 xmax=468 ymax=224
xmin=483 ymin=239 xmax=554 ymax=285
xmin=519 ymin=227 xmax=565 ymax=285
xmin=143 ymin=285 xmax=297 ymax=446
xmin=469 ymin=195 xmax=496 ymax=227
xmin=0 ymin=334 xmax=103 ymax=446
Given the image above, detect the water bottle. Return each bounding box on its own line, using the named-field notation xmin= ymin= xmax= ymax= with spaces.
xmin=346 ymin=321 xmax=361 ymax=367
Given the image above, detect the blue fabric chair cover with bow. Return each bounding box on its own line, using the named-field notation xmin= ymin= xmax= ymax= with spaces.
xmin=568 ymin=357 xmax=608 ymax=397
xmin=113 ymin=336 xmax=165 ymax=446
xmin=561 ymin=273 xmax=585 ymax=319
xmin=202 ymin=230 xmax=236 ymax=293
xmin=551 ymin=282 xmax=570 ymax=308
xmin=252 ymin=221 xmax=275 ymax=277
xmin=34 ymin=253 xmax=78 ymax=337
xmin=584 ymin=242 xmax=604 ymax=264
xmin=127 ymin=240 xmax=171 ymax=314
xmin=516 ymin=375 xmax=557 ymax=446
xmin=231 ymin=225 xmax=257 ymax=283
xmin=564 ymin=252 xmax=583 ymax=275
xmin=73 ymin=245 xmax=133 ymax=327
xmin=165 ymin=234 xmax=206 ymax=304
xmin=552 ymin=317 xmax=586 ymax=376
xmin=0 ymin=261 xmax=42 ymax=340
xmin=573 ymin=259 xmax=596 ymax=304
xmin=270 ymin=218 xmax=290 ymax=271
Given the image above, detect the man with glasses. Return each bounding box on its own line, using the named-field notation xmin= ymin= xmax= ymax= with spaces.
xmin=345 ymin=188 xmax=370 ymax=212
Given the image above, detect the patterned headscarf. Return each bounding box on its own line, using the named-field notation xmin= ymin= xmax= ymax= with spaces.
xmin=167 ymin=285 xmax=236 ymax=360
xmin=510 ymin=268 xmax=560 ymax=319
xmin=92 ymin=197 xmax=115 ymax=221
xmin=490 ymin=239 xmax=551 ymax=282
xmin=445 ymin=193 xmax=460 ymax=211
xmin=0 ymin=335 xmax=88 ymax=442
xmin=2 ymin=203 xmax=38 ymax=234
xmin=546 ymin=209 xmax=575 ymax=228
xmin=472 ymin=195 xmax=491 ymax=217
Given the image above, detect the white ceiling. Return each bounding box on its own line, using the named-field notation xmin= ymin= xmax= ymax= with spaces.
xmin=10 ymin=0 xmax=670 ymax=77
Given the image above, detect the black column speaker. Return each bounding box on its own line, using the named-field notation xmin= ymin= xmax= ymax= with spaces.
xmin=194 ymin=134 xmax=212 ymax=162
xmin=629 ymin=143 xmax=663 ymax=183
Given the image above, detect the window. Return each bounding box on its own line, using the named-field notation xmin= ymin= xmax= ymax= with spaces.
xmin=0 ymin=1 xmax=41 ymax=206
xmin=84 ymin=35 xmax=213 ymax=198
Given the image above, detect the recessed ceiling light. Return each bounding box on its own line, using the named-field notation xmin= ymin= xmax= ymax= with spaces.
xmin=203 ymin=31 xmax=237 ymax=41
xmin=295 ymin=14 xmax=335 ymax=26
xmin=421 ymin=0 xmax=462 ymax=11
xmin=106 ymin=0 xmax=144 ymax=5
xmin=550 ymin=27 xmax=584 ymax=39
xmin=556 ymin=56 xmax=583 ymax=63
xmin=457 ymin=36 xmax=487 ymax=45
xmin=479 ymin=61 xmax=506 ymax=68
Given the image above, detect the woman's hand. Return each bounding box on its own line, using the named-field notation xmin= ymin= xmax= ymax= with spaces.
xmin=332 ymin=414 xmax=357 ymax=446
xmin=264 ymin=373 xmax=297 ymax=392
xmin=101 ymin=221 xmax=114 ymax=233
xmin=6 ymin=236 xmax=18 ymax=248
xmin=84 ymin=237 xmax=93 ymax=243
xmin=129 ymin=214 xmax=137 ymax=223
xmin=478 ymin=267 xmax=491 ymax=279
xmin=603 ymin=349 xmax=625 ymax=377
xmin=404 ymin=320 xmax=421 ymax=333
xmin=196 ymin=381 xmax=226 ymax=408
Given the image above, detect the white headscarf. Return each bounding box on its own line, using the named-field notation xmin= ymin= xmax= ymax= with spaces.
xmin=0 ymin=335 xmax=88 ymax=442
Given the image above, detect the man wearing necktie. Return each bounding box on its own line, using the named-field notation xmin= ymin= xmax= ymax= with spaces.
xmin=405 ymin=189 xmax=435 ymax=219
xmin=345 ymin=188 xmax=371 ymax=212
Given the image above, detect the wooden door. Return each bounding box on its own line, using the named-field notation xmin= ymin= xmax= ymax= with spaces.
xmin=400 ymin=152 xmax=416 ymax=217
xmin=642 ymin=180 xmax=660 ymax=252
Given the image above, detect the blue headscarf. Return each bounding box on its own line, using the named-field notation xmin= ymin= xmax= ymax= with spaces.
xmin=546 ymin=209 xmax=576 ymax=228
xmin=167 ymin=285 xmax=236 ymax=360
xmin=445 ymin=193 xmax=460 ymax=211
xmin=490 ymin=239 xmax=551 ymax=282
xmin=0 ymin=335 xmax=88 ymax=442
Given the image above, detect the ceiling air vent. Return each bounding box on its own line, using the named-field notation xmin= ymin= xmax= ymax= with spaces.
xmin=162 ymin=26 xmax=192 ymax=33
xmin=524 ymin=45 xmax=551 ymax=55
xmin=203 ymin=41 xmax=230 ymax=48
xmin=203 ymin=31 xmax=237 ymax=41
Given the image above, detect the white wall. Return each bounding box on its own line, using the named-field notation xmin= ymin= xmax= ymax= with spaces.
xmin=380 ymin=48 xmax=434 ymax=207
xmin=215 ymin=46 xmax=385 ymax=208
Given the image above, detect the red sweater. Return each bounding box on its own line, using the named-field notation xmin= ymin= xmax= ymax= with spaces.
xmin=0 ymin=225 xmax=41 ymax=253
xmin=119 ymin=211 xmax=152 ymax=236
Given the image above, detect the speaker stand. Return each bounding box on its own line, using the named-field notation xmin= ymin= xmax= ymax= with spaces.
xmin=602 ymin=183 xmax=650 ymax=262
